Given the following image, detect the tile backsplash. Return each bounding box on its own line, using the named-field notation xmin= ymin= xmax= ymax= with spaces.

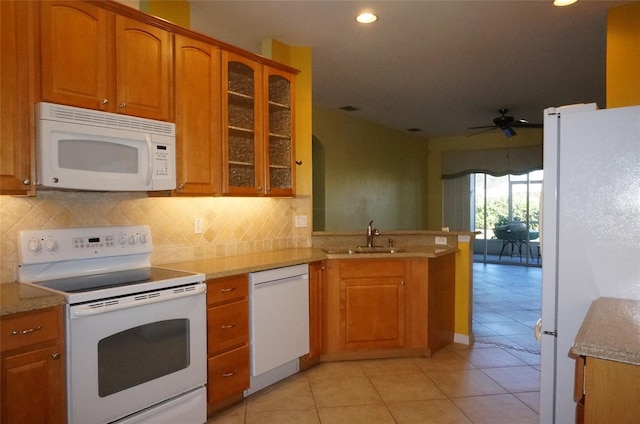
xmin=0 ymin=191 xmax=311 ymax=283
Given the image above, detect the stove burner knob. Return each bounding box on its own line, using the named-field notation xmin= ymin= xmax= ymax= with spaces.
xmin=45 ymin=238 xmax=58 ymax=252
xmin=27 ymin=239 xmax=42 ymax=253
xmin=118 ymin=234 xmax=127 ymax=246
xmin=138 ymin=233 xmax=147 ymax=245
xmin=127 ymin=234 xmax=137 ymax=245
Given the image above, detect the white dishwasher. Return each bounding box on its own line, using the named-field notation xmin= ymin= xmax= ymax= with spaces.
xmin=245 ymin=264 xmax=310 ymax=395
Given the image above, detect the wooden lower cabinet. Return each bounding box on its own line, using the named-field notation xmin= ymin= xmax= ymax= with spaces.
xmin=208 ymin=345 xmax=250 ymax=405
xmin=206 ymin=275 xmax=250 ymax=414
xmin=0 ymin=306 xmax=66 ymax=424
xmin=322 ymin=256 xmax=455 ymax=359
xmin=575 ymin=355 xmax=640 ymax=424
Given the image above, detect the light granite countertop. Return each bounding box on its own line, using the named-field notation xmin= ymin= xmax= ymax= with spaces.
xmin=571 ymin=297 xmax=640 ymax=366
xmin=160 ymin=248 xmax=327 ymax=280
xmin=2 ymin=245 xmax=457 ymax=316
xmin=321 ymin=245 xmax=458 ymax=259
xmin=1 ymin=283 xmax=66 ymax=317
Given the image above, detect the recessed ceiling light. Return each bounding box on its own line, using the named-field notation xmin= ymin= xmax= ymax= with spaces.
xmin=553 ymin=0 xmax=578 ymax=6
xmin=356 ymin=12 xmax=378 ymax=24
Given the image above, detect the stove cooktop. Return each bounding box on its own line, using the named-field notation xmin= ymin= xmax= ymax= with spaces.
xmin=25 ymin=266 xmax=205 ymax=304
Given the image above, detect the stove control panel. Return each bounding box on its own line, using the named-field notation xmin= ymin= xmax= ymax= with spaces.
xmin=18 ymin=225 xmax=152 ymax=265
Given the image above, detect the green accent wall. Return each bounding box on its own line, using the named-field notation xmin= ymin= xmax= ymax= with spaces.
xmin=312 ymin=106 xmax=429 ymax=231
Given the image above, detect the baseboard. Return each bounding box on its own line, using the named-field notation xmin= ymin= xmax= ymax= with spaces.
xmin=454 ymin=332 xmax=474 ymax=345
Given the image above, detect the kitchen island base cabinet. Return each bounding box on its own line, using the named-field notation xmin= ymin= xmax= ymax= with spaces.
xmin=321 ymin=255 xmax=455 ymax=360
xmin=0 ymin=306 xmax=66 ymax=424
xmin=575 ymin=356 xmax=640 ymax=424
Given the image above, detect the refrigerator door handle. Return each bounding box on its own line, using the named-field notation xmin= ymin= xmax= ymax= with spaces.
xmin=534 ymin=318 xmax=558 ymax=343
xmin=534 ymin=318 xmax=542 ymax=342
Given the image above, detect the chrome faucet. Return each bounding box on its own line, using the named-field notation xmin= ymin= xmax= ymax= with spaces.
xmin=366 ymin=220 xmax=381 ymax=247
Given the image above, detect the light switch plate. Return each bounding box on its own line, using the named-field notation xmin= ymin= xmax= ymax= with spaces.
xmin=295 ymin=215 xmax=308 ymax=228
xmin=435 ymin=236 xmax=448 ymax=245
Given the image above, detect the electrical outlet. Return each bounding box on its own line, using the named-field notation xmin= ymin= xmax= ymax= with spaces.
xmin=194 ymin=218 xmax=203 ymax=234
xmin=435 ymin=236 xmax=448 ymax=245
xmin=294 ymin=215 xmax=308 ymax=228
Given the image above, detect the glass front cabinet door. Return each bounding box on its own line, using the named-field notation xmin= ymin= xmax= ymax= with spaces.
xmin=222 ymin=51 xmax=296 ymax=196
xmin=264 ymin=66 xmax=295 ymax=197
xmin=222 ymin=51 xmax=263 ymax=195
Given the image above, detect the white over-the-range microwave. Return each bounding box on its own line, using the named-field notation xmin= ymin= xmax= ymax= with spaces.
xmin=36 ymin=102 xmax=176 ymax=191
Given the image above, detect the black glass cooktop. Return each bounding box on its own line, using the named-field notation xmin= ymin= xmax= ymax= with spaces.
xmin=35 ymin=267 xmax=197 ymax=294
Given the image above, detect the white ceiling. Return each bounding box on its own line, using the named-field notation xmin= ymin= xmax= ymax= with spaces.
xmin=188 ymin=0 xmax=630 ymax=138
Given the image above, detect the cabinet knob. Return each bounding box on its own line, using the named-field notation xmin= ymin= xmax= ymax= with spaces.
xmin=256 ymin=186 xmax=262 ymax=192
xmin=119 ymin=102 xmax=127 ymax=109
xmin=52 ymin=352 xmax=61 ymax=360
xmin=101 ymin=99 xmax=109 ymax=105
xmin=178 ymin=183 xmax=184 ymax=190
xmin=22 ymin=178 xmax=30 ymax=185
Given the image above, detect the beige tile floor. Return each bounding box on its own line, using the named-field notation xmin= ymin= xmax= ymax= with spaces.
xmin=207 ymin=263 xmax=541 ymax=424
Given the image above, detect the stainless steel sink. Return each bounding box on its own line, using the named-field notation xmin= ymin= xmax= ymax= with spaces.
xmin=323 ymin=247 xmax=403 ymax=255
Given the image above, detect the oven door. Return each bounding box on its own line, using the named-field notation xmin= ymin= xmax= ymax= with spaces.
xmin=67 ymin=284 xmax=206 ymax=424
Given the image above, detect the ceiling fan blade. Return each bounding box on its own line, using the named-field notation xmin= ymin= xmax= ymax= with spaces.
xmin=467 ymin=127 xmax=499 ymax=137
xmin=511 ymin=122 xmax=543 ymax=128
xmin=468 ymin=125 xmax=498 ymax=130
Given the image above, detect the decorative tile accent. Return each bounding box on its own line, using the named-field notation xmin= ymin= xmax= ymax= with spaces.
xmin=0 ymin=192 xmax=311 ymax=282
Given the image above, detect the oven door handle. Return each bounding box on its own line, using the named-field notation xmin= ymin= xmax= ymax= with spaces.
xmin=71 ymin=284 xmax=206 ymax=318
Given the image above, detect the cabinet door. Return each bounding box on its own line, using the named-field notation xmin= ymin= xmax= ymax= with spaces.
xmin=221 ymin=51 xmax=264 ymax=195
xmin=1 ymin=0 xmax=35 ymax=194
xmin=115 ymin=16 xmax=172 ymax=121
xmin=1 ymin=345 xmax=65 ymax=424
xmin=174 ymin=35 xmax=221 ymax=195
xmin=341 ymin=276 xmax=406 ymax=350
xmin=40 ymin=0 xmax=113 ymax=111
xmin=264 ymin=66 xmax=295 ymax=196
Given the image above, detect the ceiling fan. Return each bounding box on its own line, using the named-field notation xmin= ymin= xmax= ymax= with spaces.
xmin=469 ymin=108 xmax=543 ymax=137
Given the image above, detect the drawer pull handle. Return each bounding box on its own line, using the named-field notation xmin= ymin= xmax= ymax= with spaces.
xmin=221 ymin=322 xmax=237 ymax=329
xmin=220 ymin=287 xmax=236 ymax=293
xmin=11 ymin=326 xmax=42 ymax=336
xmin=222 ymin=369 xmax=238 ymax=378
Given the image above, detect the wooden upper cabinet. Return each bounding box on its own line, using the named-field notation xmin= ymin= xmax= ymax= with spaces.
xmin=115 ymin=16 xmax=172 ymax=121
xmin=264 ymin=66 xmax=295 ymax=197
xmin=221 ymin=51 xmax=264 ymax=195
xmin=1 ymin=0 xmax=35 ymax=195
xmin=40 ymin=1 xmax=113 ymax=111
xmin=174 ymin=34 xmax=222 ymax=195
xmin=39 ymin=1 xmax=172 ymax=121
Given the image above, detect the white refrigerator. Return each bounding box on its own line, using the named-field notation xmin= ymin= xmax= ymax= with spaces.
xmin=539 ymin=103 xmax=640 ymax=424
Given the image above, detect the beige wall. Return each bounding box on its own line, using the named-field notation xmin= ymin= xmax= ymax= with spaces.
xmin=312 ymin=106 xmax=429 ymax=232
xmin=0 ymin=193 xmax=311 ymax=283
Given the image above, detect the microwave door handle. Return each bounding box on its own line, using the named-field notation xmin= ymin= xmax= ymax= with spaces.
xmin=145 ymin=134 xmax=153 ymax=186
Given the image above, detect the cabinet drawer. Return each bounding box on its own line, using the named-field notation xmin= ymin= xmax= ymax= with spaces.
xmin=208 ymin=300 xmax=248 ymax=355
xmin=1 ymin=308 xmax=61 ymax=353
xmin=207 ymin=275 xmax=248 ymax=306
xmin=207 ymin=345 xmax=249 ymax=404
xmin=339 ymin=259 xmax=406 ymax=278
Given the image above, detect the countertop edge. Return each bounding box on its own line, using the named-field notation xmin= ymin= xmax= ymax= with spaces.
xmin=571 ymin=297 xmax=640 ymax=366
